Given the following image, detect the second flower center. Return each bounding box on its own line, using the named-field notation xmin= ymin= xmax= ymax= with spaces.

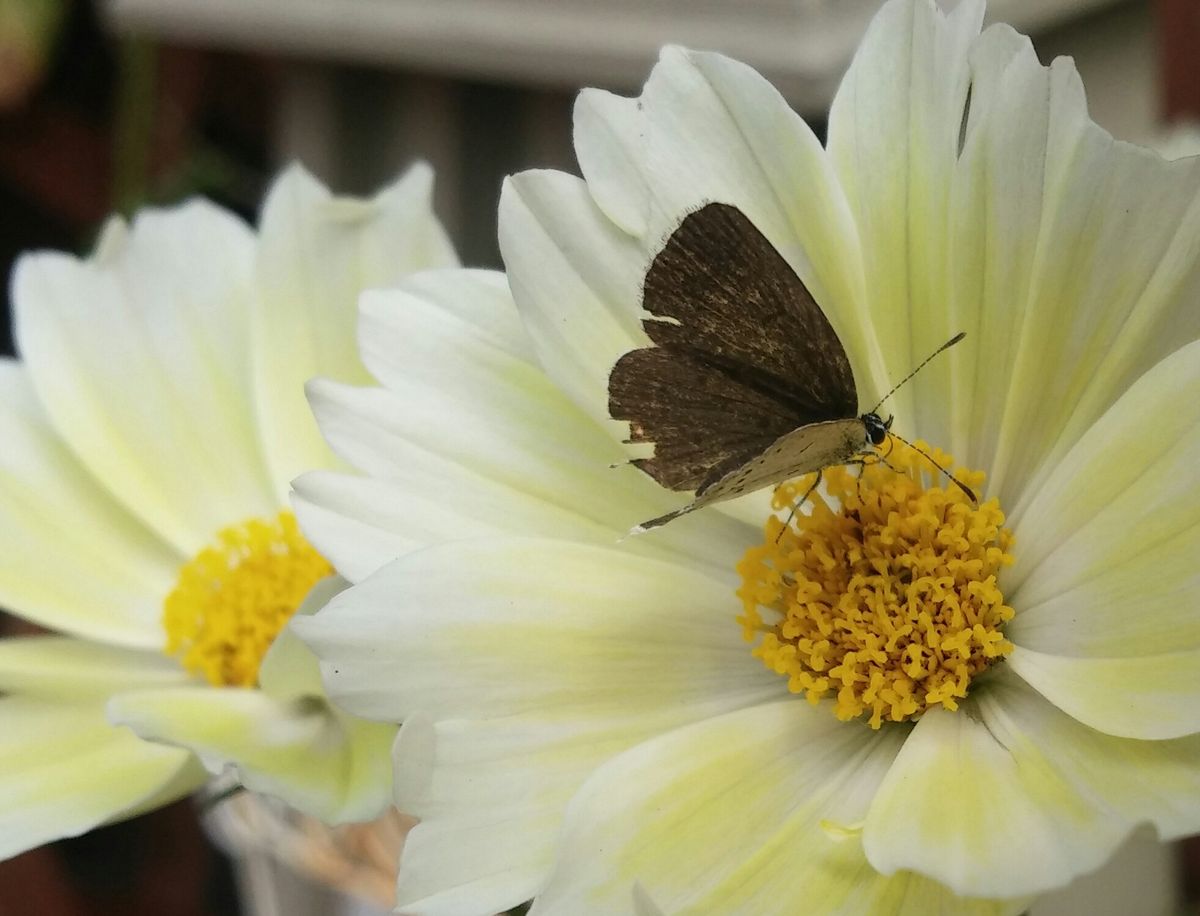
xmin=737 ymin=439 xmax=1015 ymax=729
xmin=163 ymin=511 xmax=332 ymax=687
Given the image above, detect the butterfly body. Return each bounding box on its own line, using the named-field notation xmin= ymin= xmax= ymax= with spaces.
xmin=609 ymin=202 xmax=889 ymax=531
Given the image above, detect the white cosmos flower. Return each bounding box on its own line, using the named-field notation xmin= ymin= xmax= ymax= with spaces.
xmin=293 ymin=1 xmax=1200 ymax=913
xmin=0 ymin=163 xmax=457 ymax=859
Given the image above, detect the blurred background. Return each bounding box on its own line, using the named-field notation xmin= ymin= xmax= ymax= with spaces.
xmin=0 ymin=0 xmax=1197 ymax=913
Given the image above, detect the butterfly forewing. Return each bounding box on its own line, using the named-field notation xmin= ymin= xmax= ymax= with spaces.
xmin=638 ymin=203 xmax=854 ymax=416
xmin=609 ymin=202 xmax=860 ymax=507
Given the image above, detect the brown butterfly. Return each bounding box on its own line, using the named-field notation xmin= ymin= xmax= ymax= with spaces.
xmin=608 ymin=202 xmax=966 ymax=531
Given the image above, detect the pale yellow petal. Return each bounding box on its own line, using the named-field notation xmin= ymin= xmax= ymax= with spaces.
xmin=827 ymin=0 xmax=984 ymax=438
xmin=0 ymin=360 xmax=177 ymax=646
xmin=945 ymin=30 xmax=1200 ymax=502
xmin=109 ymin=685 xmax=395 ymax=823
xmin=863 ymin=670 xmax=1200 ymax=897
xmin=253 ymin=163 xmax=459 ymax=498
xmin=0 ymin=694 xmax=203 ymax=860
xmin=1003 ymin=342 xmax=1200 ymax=738
xmin=0 ymin=635 xmax=187 ymax=698
xmin=13 ymin=203 xmax=276 ymax=555
xmin=534 ymin=701 xmax=1027 ymax=915
xmin=294 ymin=538 xmax=779 ymax=724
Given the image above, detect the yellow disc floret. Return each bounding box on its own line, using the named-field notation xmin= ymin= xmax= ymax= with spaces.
xmin=163 ymin=511 xmax=332 ymax=687
xmin=737 ymin=439 xmax=1014 ymax=729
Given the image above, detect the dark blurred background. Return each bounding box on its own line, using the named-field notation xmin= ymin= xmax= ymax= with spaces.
xmin=0 ymin=0 xmax=1198 ymax=914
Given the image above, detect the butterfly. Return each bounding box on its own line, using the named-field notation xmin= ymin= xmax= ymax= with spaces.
xmin=608 ymin=202 xmax=966 ymax=531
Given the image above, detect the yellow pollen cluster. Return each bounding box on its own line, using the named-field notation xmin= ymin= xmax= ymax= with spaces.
xmin=163 ymin=511 xmax=332 ymax=687
xmin=737 ymin=440 xmax=1015 ymax=729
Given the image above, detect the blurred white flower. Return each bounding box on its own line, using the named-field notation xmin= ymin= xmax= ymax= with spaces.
xmin=0 ymin=163 xmax=457 ymax=858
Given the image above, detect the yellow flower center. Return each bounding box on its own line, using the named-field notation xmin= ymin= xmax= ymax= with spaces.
xmin=736 ymin=439 xmax=1015 ymax=729
xmin=163 ymin=511 xmax=332 ymax=687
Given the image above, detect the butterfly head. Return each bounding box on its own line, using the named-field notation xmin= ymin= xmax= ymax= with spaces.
xmin=861 ymin=412 xmax=892 ymax=447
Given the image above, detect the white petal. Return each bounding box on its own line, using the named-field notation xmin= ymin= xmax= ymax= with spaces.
xmin=0 ymin=635 xmax=188 ymax=698
xmin=1004 ymin=341 xmax=1200 ymax=738
xmin=1005 ymin=648 xmax=1200 ymax=742
xmin=498 ymin=169 xmax=645 ymax=432
xmin=391 ymin=694 xmax=774 ymax=916
xmin=292 ymin=473 xmax=420 ymax=584
xmin=108 ymin=685 xmax=395 ymax=823
xmin=534 ymin=700 xmax=1027 ymax=916
xmin=253 ymin=163 xmax=459 ymax=498
xmin=359 ymin=270 xmax=532 ymax=380
xmin=304 ymin=363 xmax=754 ymax=573
xmin=295 ymin=537 xmax=780 ymax=724
xmin=0 ymin=361 xmax=178 ymax=646
xmin=0 ymin=694 xmax=203 ymax=860
xmin=944 ymin=30 xmax=1200 ymax=502
xmin=257 ymin=574 xmax=347 ymax=700
xmin=13 ymin=202 xmax=276 ymax=555
xmin=827 ymin=0 xmax=984 ymax=439
xmin=572 ymin=88 xmax=652 ymax=237
xmin=863 ymin=670 xmax=1200 ymax=898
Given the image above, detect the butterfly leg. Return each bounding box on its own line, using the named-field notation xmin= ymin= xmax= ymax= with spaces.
xmin=775 ymin=469 xmax=823 ymax=543
xmin=847 ymin=438 xmax=903 ymax=500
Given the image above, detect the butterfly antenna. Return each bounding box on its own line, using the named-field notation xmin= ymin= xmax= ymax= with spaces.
xmin=869 ymin=332 xmax=966 ymax=415
xmin=885 ymin=430 xmax=978 ymax=505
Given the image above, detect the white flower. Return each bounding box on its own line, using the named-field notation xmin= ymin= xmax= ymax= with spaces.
xmin=0 ymin=163 xmax=457 ymax=859
xmin=294 ymin=1 xmax=1200 ymax=912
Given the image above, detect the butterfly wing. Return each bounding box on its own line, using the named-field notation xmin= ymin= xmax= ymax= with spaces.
xmin=635 ymin=419 xmax=869 ymax=531
xmin=609 ymin=346 xmax=808 ymax=492
xmin=609 ymin=202 xmax=858 ymax=497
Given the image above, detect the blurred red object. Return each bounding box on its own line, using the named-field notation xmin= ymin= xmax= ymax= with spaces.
xmin=0 ymin=800 xmax=237 ymax=916
xmin=1158 ymin=0 xmax=1200 ymax=121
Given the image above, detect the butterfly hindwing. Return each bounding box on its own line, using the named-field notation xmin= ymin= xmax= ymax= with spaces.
xmin=609 ymin=202 xmax=859 ymax=496
xmin=610 ymin=346 xmax=804 ymax=492
xmin=636 ymin=418 xmax=869 ymax=531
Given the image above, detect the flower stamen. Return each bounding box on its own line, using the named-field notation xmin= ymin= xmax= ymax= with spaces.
xmin=737 ymin=440 xmax=1015 ymax=728
xmin=163 ymin=511 xmax=332 ymax=687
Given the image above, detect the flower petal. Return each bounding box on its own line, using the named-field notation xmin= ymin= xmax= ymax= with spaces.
xmin=0 ymin=635 xmax=188 ymax=698
xmin=863 ymin=670 xmax=1200 ymax=898
xmin=826 ymin=0 xmax=983 ymax=437
xmin=391 ymin=702 xmax=773 ymax=916
xmin=13 ymin=202 xmax=276 ymax=555
xmin=0 ymin=693 xmax=203 ymax=860
xmin=945 ymin=28 xmax=1200 ymax=502
xmin=1005 ymin=648 xmax=1200 ymax=743
xmin=257 ymin=574 xmax=347 ymax=700
xmin=296 ymin=537 xmax=780 ymax=724
xmin=0 ymin=361 xmax=178 ymax=646
xmin=1004 ymin=340 xmax=1200 ymax=738
xmin=108 ymin=685 xmax=395 ymax=823
xmin=291 ymin=473 xmax=422 ymax=584
xmin=498 ymin=169 xmax=645 ymax=432
xmin=303 ymin=300 xmax=755 ymax=571
xmin=533 ymin=700 xmax=1027 ymax=916
xmin=253 ymin=163 xmax=459 ymax=499
xmin=389 ymin=715 xmax=549 ymax=915
xmin=358 ymin=269 xmax=532 ymax=384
